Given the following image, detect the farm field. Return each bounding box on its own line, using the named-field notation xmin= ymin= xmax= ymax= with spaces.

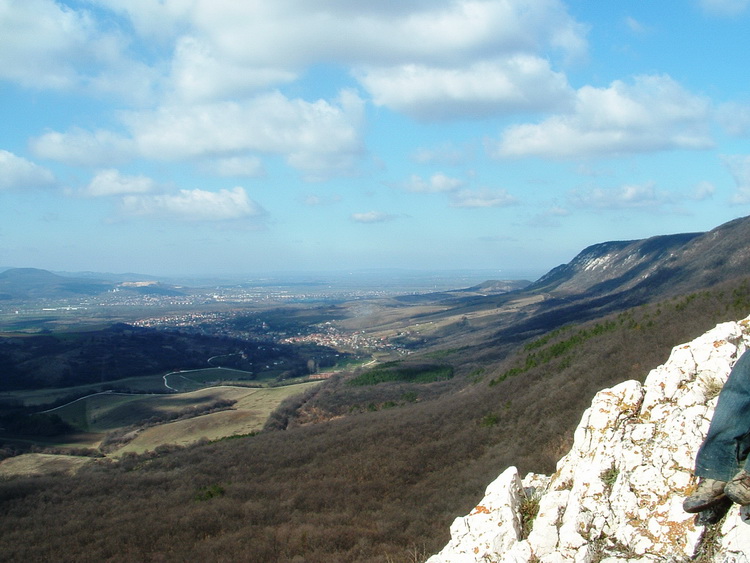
xmin=108 ymin=383 xmax=321 ymax=456
xmin=162 ymin=367 xmax=260 ymax=391
xmin=0 ymin=374 xmax=168 ymax=407
xmin=0 ymin=381 xmax=321 ymax=477
xmin=0 ymin=452 xmax=92 ymax=477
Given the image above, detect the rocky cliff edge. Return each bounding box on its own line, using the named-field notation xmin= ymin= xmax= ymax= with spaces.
xmin=428 ymin=316 xmax=750 ymax=562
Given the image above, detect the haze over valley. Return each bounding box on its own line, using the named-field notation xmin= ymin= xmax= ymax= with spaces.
xmin=3 ymin=215 xmax=750 ymax=561
xmin=3 ymin=1 xmax=750 ymax=560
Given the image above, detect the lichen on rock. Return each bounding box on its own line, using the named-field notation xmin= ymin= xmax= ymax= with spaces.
xmin=427 ymin=317 xmax=750 ymax=562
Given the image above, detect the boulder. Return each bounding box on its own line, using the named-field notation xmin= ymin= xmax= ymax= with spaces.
xmin=428 ymin=317 xmax=750 ymax=562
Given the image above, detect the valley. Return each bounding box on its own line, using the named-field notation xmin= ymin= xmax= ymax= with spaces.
xmin=2 ymin=216 xmax=750 ymax=561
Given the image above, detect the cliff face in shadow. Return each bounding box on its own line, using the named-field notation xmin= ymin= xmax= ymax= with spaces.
xmin=429 ymin=316 xmax=750 ymax=562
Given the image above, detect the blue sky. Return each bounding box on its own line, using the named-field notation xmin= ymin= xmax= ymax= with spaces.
xmin=1 ymin=0 xmax=749 ymax=279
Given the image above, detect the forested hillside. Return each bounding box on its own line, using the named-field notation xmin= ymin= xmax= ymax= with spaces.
xmin=2 ymin=277 xmax=750 ymax=561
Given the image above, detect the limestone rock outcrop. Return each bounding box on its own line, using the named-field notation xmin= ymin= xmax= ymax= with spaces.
xmin=428 ymin=317 xmax=750 ymax=562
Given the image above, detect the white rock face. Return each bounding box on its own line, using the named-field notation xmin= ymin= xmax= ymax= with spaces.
xmin=428 ymin=317 xmax=750 ymax=563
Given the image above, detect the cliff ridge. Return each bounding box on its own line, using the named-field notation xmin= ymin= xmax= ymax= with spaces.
xmin=429 ymin=316 xmax=750 ymax=562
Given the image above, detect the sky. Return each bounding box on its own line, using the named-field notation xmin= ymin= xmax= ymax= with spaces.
xmin=1 ymin=0 xmax=750 ymax=279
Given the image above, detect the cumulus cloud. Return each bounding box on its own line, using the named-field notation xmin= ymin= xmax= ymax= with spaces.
xmin=493 ymin=75 xmax=713 ymax=159
xmin=7 ymin=0 xmax=588 ymax=122
xmin=568 ymin=182 xmax=668 ymax=210
xmin=0 ymin=0 xmax=157 ymax=101
xmin=94 ymin=0 xmax=586 ymax=117
xmin=31 ymin=128 xmax=135 ymax=167
xmin=358 ymin=55 xmax=574 ymax=120
xmin=0 ymin=150 xmax=55 ymax=190
xmin=0 ymin=0 xmax=100 ymax=89
xmin=89 ymin=0 xmax=192 ymax=40
xmin=33 ymin=90 xmax=364 ymax=180
xmin=133 ymin=0 xmax=587 ymax=69
xmin=351 ymin=211 xmax=397 ymax=223
xmin=722 ymin=155 xmax=750 ymax=204
xmin=717 ymin=102 xmax=750 ymax=137
xmin=120 ymin=187 xmax=265 ymax=221
xmin=85 ymin=169 xmax=155 ymax=197
xmin=203 ymin=156 xmax=266 ymax=178
xmin=169 ymin=36 xmax=297 ymax=101
xmin=402 ymin=173 xmax=464 ymax=193
xmin=123 ymin=89 xmax=365 ymax=181
xmin=450 ymin=188 xmax=519 ymax=208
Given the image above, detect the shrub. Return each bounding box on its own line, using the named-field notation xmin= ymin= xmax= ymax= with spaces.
xmin=194 ymin=484 xmax=226 ymax=502
xmin=479 ymin=413 xmax=500 ymax=427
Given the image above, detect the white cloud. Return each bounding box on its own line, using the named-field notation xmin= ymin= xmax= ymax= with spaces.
xmin=95 ymin=0 xmax=586 ymax=114
xmin=692 ymin=181 xmax=716 ymax=201
xmin=402 ymin=173 xmax=464 ymax=193
xmin=89 ymin=0 xmax=193 ymax=41
xmin=358 ymin=55 xmax=574 ymax=120
xmin=6 ymin=1 xmax=587 ymax=119
xmin=568 ymin=182 xmax=668 ymax=210
xmin=351 ymin=211 xmax=397 ymax=223
xmin=0 ymin=0 xmax=98 ymax=89
xmin=450 ymin=188 xmax=519 ymax=208
xmin=493 ymin=75 xmax=713 ymax=159
xmin=698 ymin=0 xmax=750 ymax=16
xmin=158 ymin=0 xmax=587 ymax=68
xmin=33 ymin=90 xmax=364 ymax=181
xmin=31 ymin=128 xmax=135 ymax=167
xmin=722 ymin=155 xmax=750 ymax=204
xmin=169 ymin=36 xmax=297 ymax=102
xmin=120 ymin=187 xmax=264 ymax=221
xmin=203 ymin=156 xmax=266 ymax=178
xmin=0 ymin=0 xmax=157 ymax=102
xmin=0 ymin=150 xmax=55 ymax=190
xmin=123 ymin=89 xmax=365 ymax=181
xmin=717 ymin=102 xmax=750 ymax=137
xmin=85 ymin=169 xmax=155 ymax=197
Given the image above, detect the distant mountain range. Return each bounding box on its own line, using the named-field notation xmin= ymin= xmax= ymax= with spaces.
xmin=0 ymin=268 xmax=184 ymax=300
xmin=4 ymin=214 xmax=750 ymax=305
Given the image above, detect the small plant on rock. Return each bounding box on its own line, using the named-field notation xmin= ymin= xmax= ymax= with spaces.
xmin=519 ymin=490 xmax=541 ymax=539
xmin=600 ymin=465 xmax=619 ymax=491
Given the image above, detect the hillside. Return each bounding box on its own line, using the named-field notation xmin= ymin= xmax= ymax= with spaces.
xmin=526 ymin=215 xmax=750 ymax=300
xmin=2 ymin=284 xmax=750 ymax=560
xmin=2 ymin=215 xmax=750 ymax=561
xmin=353 ymin=216 xmax=750 ymax=356
xmin=0 ymin=267 xmax=183 ymax=300
xmin=502 ymin=217 xmax=749 ymax=349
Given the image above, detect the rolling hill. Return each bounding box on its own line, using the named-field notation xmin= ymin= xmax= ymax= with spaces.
xmin=0 ymin=267 xmax=184 ymax=300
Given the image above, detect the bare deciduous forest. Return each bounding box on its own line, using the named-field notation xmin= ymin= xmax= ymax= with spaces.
xmin=2 ymin=278 xmax=750 ymax=561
